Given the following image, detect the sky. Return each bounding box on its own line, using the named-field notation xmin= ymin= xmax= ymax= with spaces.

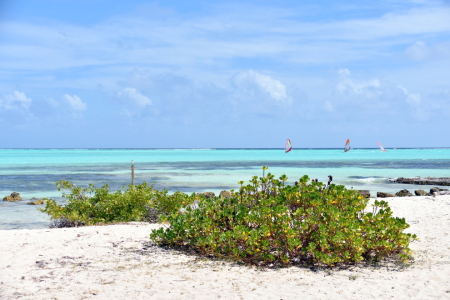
xmin=1 ymin=0 xmax=450 ymax=148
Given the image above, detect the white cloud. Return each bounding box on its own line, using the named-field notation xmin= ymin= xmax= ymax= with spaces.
xmin=397 ymin=84 xmax=421 ymax=106
xmin=333 ymin=69 xmax=424 ymax=120
xmin=0 ymin=91 xmax=32 ymax=110
xmin=117 ymin=87 xmax=152 ymax=108
xmin=336 ymin=69 xmax=381 ymax=98
xmin=404 ymin=40 xmax=450 ymax=61
xmin=232 ymin=70 xmax=287 ymax=102
xmin=63 ymin=94 xmax=87 ymax=111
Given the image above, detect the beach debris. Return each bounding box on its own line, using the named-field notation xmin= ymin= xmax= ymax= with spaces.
xmin=357 ymin=190 xmax=371 ymax=198
xmin=377 ymin=192 xmax=397 ymax=198
xmin=396 ymin=189 xmax=413 ymax=197
xmin=179 ymin=200 xmax=200 ymax=213
xmin=3 ymin=192 xmax=22 ymax=202
xmin=415 ymin=190 xmax=428 ymax=196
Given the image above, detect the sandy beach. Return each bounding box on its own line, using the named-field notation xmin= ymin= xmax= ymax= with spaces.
xmin=1 ymin=195 xmax=450 ymax=300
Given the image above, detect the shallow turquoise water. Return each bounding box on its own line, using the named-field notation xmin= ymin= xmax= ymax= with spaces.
xmin=1 ymin=148 xmax=449 ymax=229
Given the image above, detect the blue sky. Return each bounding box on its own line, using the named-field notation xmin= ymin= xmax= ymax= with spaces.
xmin=1 ymin=0 xmax=449 ymax=148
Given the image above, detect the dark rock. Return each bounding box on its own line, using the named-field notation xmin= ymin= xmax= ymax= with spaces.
xmin=3 ymin=192 xmax=22 ymax=202
xmin=219 ymin=190 xmax=232 ymax=198
xmin=377 ymin=192 xmax=397 ymax=198
xmin=357 ymin=190 xmax=370 ymax=198
xmin=196 ymin=192 xmax=215 ymax=199
xmin=389 ymin=177 xmax=450 ymax=186
xmin=430 ymin=187 xmax=441 ymax=194
xmin=415 ymin=190 xmax=428 ymax=196
xmin=395 ymin=189 xmax=413 ymax=197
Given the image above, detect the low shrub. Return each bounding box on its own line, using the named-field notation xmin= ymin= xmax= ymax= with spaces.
xmin=150 ymin=169 xmax=417 ymax=267
xmin=40 ymin=180 xmax=190 ymax=226
xmin=40 ymin=181 xmax=152 ymax=225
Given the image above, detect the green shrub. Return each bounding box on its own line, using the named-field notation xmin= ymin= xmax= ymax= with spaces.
xmin=40 ymin=181 xmax=156 ymax=225
xmin=40 ymin=180 xmax=193 ymax=226
xmin=150 ymin=170 xmax=417 ymax=267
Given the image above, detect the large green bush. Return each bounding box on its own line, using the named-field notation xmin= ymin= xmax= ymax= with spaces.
xmin=40 ymin=180 xmax=191 ymax=226
xmin=150 ymin=171 xmax=417 ymax=267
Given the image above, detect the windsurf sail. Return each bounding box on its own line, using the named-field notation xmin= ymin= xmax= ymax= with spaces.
xmin=343 ymin=139 xmax=352 ymax=152
xmin=285 ymin=139 xmax=293 ymax=153
xmin=378 ymin=142 xmax=387 ymax=152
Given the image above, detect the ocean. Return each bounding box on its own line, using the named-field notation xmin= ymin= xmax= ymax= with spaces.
xmin=1 ymin=148 xmax=449 ymax=230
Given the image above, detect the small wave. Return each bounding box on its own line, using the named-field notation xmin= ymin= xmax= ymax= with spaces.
xmin=347 ymin=176 xmax=388 ymax=183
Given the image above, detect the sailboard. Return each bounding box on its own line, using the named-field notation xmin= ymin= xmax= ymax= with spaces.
xmin=378 ymin=142 xmax=387 ymax=152
xmin=343 ymin=139 xmax=352 ymax=152
xmin=285 ymin=139 xmax=293 ymax=153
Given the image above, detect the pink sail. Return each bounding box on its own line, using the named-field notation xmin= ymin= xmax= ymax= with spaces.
xmin=378 ymin=142 xmax=387 ymax=152
xmin=285 ymin=139 xmax=293 ymax=153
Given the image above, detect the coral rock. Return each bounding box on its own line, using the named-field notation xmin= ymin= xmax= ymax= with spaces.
xmin=3 ymin=192 xmax=22 ymax=202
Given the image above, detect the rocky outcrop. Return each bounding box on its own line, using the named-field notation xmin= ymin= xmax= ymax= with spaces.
xmin=377 ymin=192 xmax=397 ymax=198
xmin=388 ymin=177 xmax=450 ymax=186
xmin=196 ymin=192 xmax=215 ymax=199
xmin=3 ymin=192 xmax=22 ymax=202
xmin=357 ymin=190 xmax=370 ymax=198
xmin=219 ymin=190 xmax=232 ymax=199
xmin=27 ymin=198 xmax=44 ymax=205
xmin=415 ymin=190 xmax=428 ymax=196
xmin=395 ymin=189 xmax=413 ymax=197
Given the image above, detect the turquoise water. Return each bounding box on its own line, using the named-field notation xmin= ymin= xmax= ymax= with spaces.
xmin=1 ymin=148 xmax=449 ymax=229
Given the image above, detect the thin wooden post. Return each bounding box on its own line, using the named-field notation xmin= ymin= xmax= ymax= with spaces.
xmin=131 ymin=160 xmax=135 ymax=185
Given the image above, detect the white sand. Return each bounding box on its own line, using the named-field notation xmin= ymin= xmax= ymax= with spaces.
xmin=1 ymin=195 xmax=450 ymax=300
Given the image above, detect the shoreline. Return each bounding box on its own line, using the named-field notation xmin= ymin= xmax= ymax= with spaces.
xmin=1 ymin=195 xmax=450 ymax=299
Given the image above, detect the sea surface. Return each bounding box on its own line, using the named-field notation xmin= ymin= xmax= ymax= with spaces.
xmin=1 ymin=148 xmax=449 ymax=230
